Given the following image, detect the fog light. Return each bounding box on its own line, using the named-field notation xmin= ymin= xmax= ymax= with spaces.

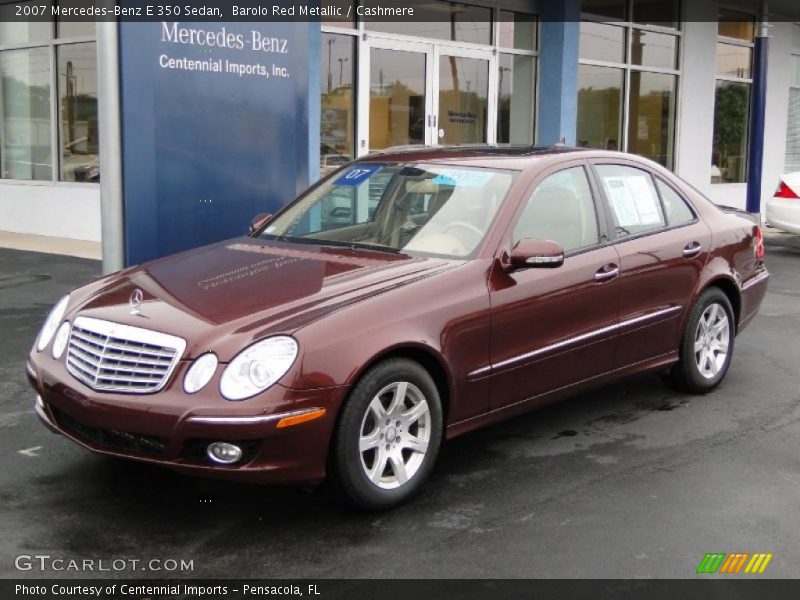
xmin=206 ymin=442 xmax=243 ymax=465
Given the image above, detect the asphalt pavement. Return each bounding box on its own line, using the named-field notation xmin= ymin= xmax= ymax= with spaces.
xmin=1 ymin=236 xmax=798 ymax=579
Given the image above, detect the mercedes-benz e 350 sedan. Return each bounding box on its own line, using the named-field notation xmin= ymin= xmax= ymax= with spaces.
xmin=28 ymin=146 xmax=768 ymax=509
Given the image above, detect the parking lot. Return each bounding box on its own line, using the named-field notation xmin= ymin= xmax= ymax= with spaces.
xmin=1 ymin=235 xmax=798 ymax=579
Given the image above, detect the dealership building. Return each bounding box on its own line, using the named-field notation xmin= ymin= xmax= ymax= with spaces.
xmin=1 ymin=0 xmax=799 ymax=270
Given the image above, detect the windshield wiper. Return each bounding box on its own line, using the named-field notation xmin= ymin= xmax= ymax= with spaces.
xmin=270 ymin=235 xmax=402 ymax=255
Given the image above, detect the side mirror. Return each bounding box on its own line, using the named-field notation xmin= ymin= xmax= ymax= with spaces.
xmin=509 ymin=238 xmax=565 ymax=269
xmin=249 ymin=212 xmax=273 ymax=234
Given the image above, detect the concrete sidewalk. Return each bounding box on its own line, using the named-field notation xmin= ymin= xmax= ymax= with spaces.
xmin=0 ymin=231 xmax=101 ymax=261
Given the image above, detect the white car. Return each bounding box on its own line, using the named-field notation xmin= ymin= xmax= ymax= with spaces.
xmin=766 ymin=172 xmax=800 ymax=234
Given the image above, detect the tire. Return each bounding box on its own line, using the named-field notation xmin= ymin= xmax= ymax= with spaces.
xmin=667 ymin=287 xmax=735 ymax=393
xmin=330 ymin=358 xmax=443 ymax=510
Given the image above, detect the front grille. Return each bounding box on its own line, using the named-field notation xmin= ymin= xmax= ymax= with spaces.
xmin=66 ymin=316 xmax=186 ymax=394
xmin=52 ymin=407 xmax=168 ymax=457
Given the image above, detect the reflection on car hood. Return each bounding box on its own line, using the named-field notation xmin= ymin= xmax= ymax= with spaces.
xmin=69 ymin=237 xmax=457 ymax=359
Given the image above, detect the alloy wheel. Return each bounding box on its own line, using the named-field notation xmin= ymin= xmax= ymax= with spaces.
xmin=694 ymin=302 xmax=730 ymax=379
xmin=358 ymin=381 xmax=431 ymax=490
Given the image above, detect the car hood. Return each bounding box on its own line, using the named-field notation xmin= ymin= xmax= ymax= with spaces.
xmin=68 ymin=237 xmax=457 ymax=360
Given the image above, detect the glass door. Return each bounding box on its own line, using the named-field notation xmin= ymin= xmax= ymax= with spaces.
xmin=361 ymin=39 xmax=435 ymax=154
xmin=357 ymin=38 xmax=496 ymax=155
xmin=434 ymin=48 xmax=494 ymax=145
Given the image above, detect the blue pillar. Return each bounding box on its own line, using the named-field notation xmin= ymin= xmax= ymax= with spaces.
xmin=537 ymin=0 xmax=581 ymax=146
xmin=745 ymin=25 xmax=769 ymax=214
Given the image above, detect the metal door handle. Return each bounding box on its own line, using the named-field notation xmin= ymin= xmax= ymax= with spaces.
xmin=594 ymin=265 xmax=619 ymax=282
xmin=683 ymin=242 xmax=702 ymax=258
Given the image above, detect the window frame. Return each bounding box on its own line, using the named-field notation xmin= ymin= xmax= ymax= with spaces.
xmin=0 ymin=22 xmax=97 ymax=186
xmin=577 ymin=4 xmax=681 ymax=168
xmin=711 ymin=8 xmax=755 ymax=184
xmin=321 ymin=1 xmax=541 ymax=168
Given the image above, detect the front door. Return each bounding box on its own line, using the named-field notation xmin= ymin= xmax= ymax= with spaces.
xmin=488 ymin=163 xmax=621 ymax=410
xmin=359 ymin=39 xmax=494 ymax=155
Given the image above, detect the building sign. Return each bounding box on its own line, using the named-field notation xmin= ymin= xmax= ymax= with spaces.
xmin=119 ymin=20 xmax=312 ymax=265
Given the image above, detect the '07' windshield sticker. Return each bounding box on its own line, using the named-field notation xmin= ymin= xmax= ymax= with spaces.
xmin=334 ymin=164 xmax=382 ymax=186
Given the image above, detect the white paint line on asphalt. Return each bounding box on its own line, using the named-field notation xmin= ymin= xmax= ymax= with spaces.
xmin=18 ymin=446 xmax=42 ymax=457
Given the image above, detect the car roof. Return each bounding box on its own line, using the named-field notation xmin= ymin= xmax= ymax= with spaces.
xmin=355 ymin=145 xmax=634 ymax=171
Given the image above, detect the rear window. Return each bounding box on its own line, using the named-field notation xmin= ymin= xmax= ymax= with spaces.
xmin=655 ymin=178 xmax=696 ymax=226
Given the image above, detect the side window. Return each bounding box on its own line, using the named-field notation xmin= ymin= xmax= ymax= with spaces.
xmin=596 ymin=165 xmax=666 ymax=238
xmin=655 ymin=178 xmax=696 ymax=226
xmin=513 ymin=166 xmax=600 ymax=253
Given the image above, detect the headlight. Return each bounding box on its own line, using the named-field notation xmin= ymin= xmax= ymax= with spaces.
xmin=219 ymin=336 xmax=298 ymax=401
xmin=183 ymin=352 xmax=219 ymax=394
xmin=36 ymin=295 xmax=70 ymax=352
xmin=51 ymin=322 xmax=71 ymax=359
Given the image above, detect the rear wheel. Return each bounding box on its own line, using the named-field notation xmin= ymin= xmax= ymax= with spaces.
xmin=667 ymin=288 xmax=735 ymax=393
xmin=330 ymin=358 xmax=442 ymax=510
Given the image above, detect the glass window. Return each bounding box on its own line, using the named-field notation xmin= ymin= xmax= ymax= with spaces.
xmin=58 ymin=42 xmax=99 ymax=182
xmin=718 ymin=10 xmax=755 ymax=41
xmin=579 ymin=21 xmax=626 ymax=63
xmin=498 ymin=11 xmax=536 ymax=50
xmin=582 ymin=0 xmax=626 ymax=21
xmin=712 ymin=80 xmax=750 ymax=183
xmin=577 ymin=64 xmax=624 ymax=151
xmin=627 ymin=71 xmax=676 ymax=168
xmin=716 ymin=43 xmax=752 ymax=79
xmin=57 ymin=20 xmax=96 ymax=39
xmin=514 ymin=167 xmax=599 ymax=252
xmin=596 ymin=164 xmax=666 ymax=237
xmin=1 ymin=47 xmax=52 ymax=181
xmin=365 ymin=1 xmax=491 ymax=45
xmin=655 ymin=178 xmax=695 ymax=225
xmin=630 ymin=30 xmax=678 ymax=69
xmin=631 ymin=0 xmax=679 ymax=29
xmin=321 ymin=33 xmax=356 ymax=176
xmin=438 ymin=55 xmax=489 ymax=145
xmin=0 ymin=3 xmax=51 ymax=45
xmin=497 ymin=54 xmax=535 ymax=144
xmin=369 ymin=48 xmax=427 ymax=150
xmin=264 ymin=163 xmax=515 ymax=258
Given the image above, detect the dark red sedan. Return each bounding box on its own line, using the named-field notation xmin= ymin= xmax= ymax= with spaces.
xmin=27 ymin=146 xmax=768 ymax=509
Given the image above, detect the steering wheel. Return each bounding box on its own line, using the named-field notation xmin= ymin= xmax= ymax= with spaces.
xmin=443 ymin=221 xmax=484 ymax=247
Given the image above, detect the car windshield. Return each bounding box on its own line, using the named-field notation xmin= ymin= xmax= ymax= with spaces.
xmin=261 ymin=163 xmax=516 ymax=258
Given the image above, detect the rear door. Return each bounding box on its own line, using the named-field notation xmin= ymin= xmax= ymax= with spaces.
xmin=589 ymin=161 xmax=712 ymax=366
xmin=487 ymin=162 xmax=620 ymax=410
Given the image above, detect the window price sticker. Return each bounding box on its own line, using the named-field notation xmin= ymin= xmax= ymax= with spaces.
xmin=431 ymin=169 xmax=494 ymax=188
xmin=334 ymin=164 xmax=382 ymax=186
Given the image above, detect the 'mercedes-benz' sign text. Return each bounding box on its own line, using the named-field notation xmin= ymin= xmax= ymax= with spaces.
xmin=162 ymin=21 xmax=289 ymax=53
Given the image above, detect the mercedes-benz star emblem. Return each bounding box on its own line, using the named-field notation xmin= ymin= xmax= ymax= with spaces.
xmin=129 ymin=289 xmax=144 ymax=316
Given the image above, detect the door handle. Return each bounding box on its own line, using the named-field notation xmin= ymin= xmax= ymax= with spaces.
xmin=594 ymin=264 xmax=619 ymax=282
xmin=683 ymin=242 xmax=702 ymax=258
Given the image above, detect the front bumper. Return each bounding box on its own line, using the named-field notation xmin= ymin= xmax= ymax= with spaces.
xmin=27 ymin=353 xmax=348 ymax=484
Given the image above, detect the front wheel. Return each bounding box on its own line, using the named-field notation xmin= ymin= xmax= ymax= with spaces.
xmin=667 ymin=288 xmax=735 ymax=393
xmin=330 ymin=358 xmax=443 ymax=510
